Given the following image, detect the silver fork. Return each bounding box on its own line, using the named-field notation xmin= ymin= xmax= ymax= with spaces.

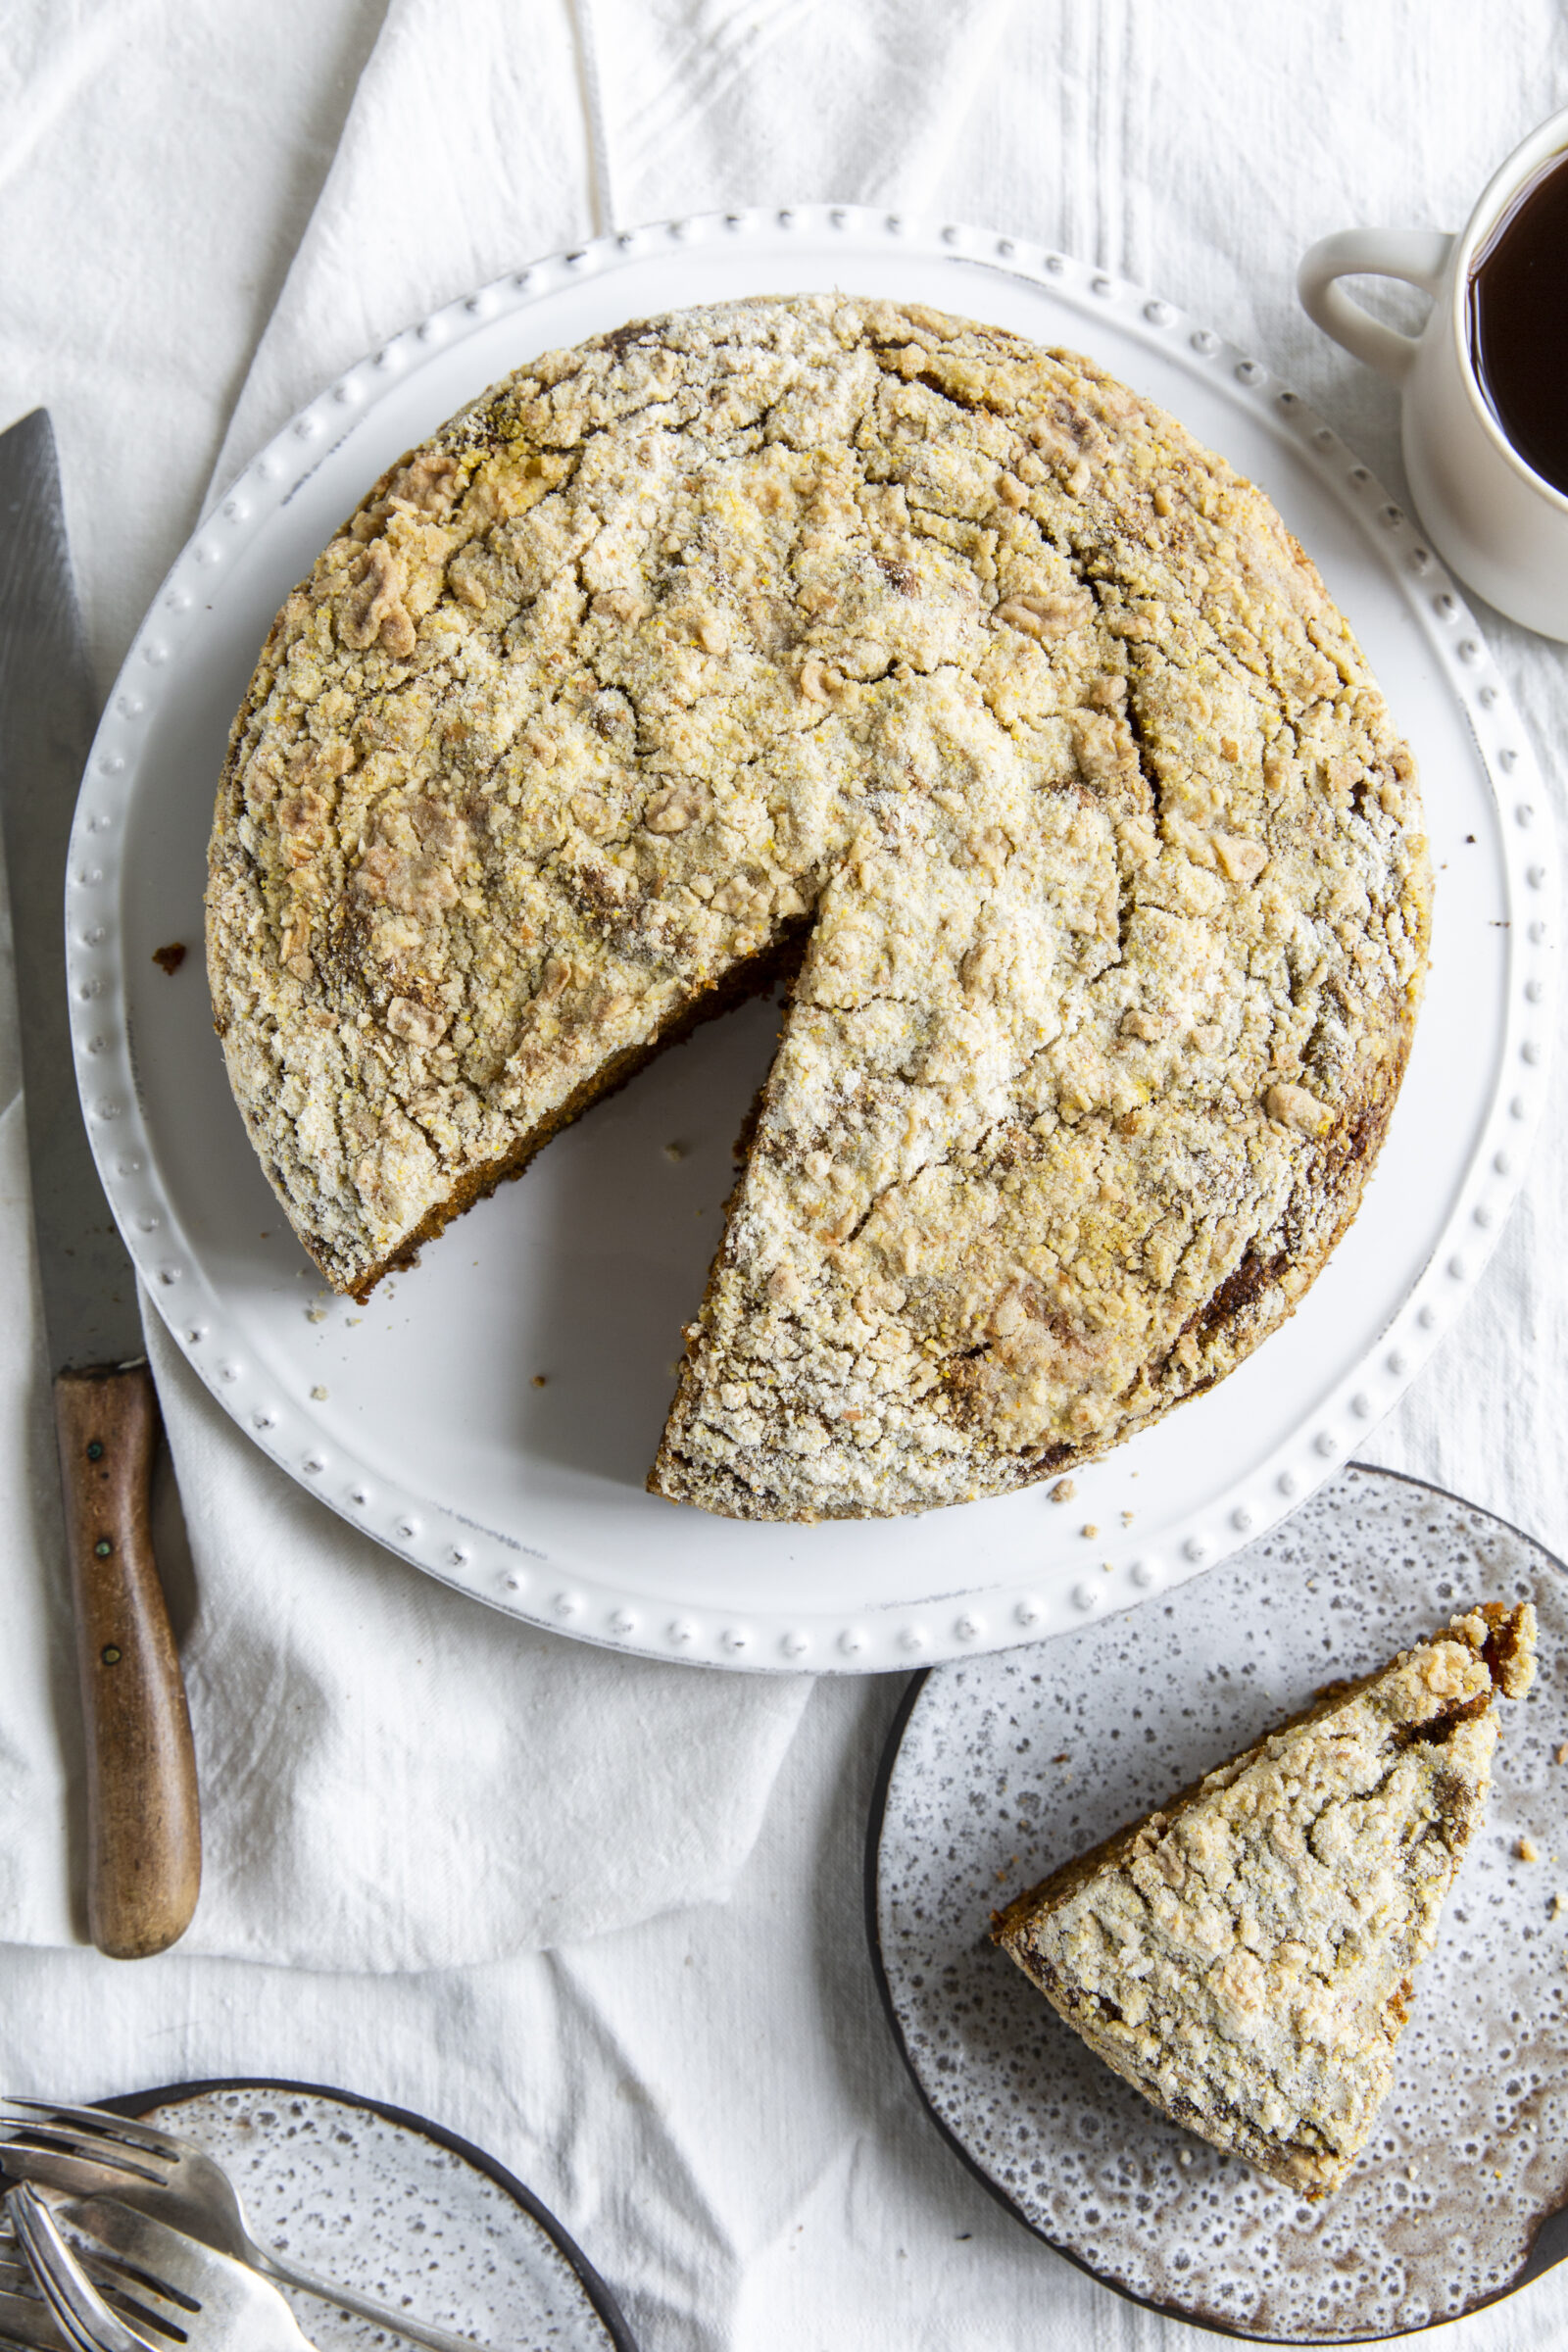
xmin=6 ymin=2183 xmax=317 ymax=2352
xmin=0 ymin=2102 xmax=482 ymax=2352
xmin=5 ymin=2189 xmax=147 ymax=2352
xmin=0 ymin=2212 xmax=72 ymax=2350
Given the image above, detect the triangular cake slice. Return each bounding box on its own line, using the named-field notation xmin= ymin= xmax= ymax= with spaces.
xmin=991 ymin=1602 xmax=1536 ymax=2197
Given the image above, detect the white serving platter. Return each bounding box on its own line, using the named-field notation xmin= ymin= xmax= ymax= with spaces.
xmin=70 ymin=205 xmax=1554 ymax=1674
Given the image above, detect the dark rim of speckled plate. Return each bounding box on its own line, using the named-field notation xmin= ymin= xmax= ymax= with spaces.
xmin=95 ymin=2077 xmax=640 ymax=2352
xmin=864 ymin=1462 xmax=1568 ymax=2345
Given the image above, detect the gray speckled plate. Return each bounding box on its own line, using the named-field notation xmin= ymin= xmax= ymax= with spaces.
xmin=868 ymin=1466 xmax=1568 ymax=2342
xmin=99 ymin=2082 xmax=635 ymax=2352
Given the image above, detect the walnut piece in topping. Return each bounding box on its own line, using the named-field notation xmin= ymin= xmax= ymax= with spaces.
xmin=1264 ymin=1083 xmax=1330 ymax=1137
xmin=341 ymin=538 xmax=416 ymax=658
xmin=644 ymin=785 xmax=703 ymax=834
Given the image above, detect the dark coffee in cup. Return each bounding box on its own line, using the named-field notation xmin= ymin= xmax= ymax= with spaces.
xmin=1468 ymin=146 xmax=1568 ymax=496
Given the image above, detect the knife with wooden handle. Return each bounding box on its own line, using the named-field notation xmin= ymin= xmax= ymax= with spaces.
xmin=0 ymin=410 xmax=200 ymax=1957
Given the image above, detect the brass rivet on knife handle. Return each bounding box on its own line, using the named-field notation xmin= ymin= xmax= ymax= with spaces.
xmin=53 ymin=1364 xmax=201 ymax=1958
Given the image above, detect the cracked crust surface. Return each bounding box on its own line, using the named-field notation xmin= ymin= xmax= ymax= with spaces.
xmin=206 ymin=294 xmax=1430 ymax=1519
xmin=991 ymin=1603 xmax=1537 ymax=2197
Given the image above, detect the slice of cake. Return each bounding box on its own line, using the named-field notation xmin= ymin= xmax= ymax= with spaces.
xmin=991 ymin=1602 xmax=1536 ymax=2196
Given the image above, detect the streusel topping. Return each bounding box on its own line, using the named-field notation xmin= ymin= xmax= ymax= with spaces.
xmin=994 ymin=1603 xmax=1536 ymax=2196
xmin=208 ymin=296 xmax=1428 ymax=1519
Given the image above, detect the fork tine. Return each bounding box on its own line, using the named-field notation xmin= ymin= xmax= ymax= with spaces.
xmin=33 ymin=2217 xmax=195 ymax=2327
xmin=14 ymin=2272 xmax=101 ymax=2352
xmin=0 ymin=2243 xmax=68 ymax=2352
xmin=0 ymin=2145 xmax=168 ymax=2203
xmin=58 ymin=2249 xmax=196 ymax=2334
xmin=5 ymin=2231 xmax=175 ymax=2352
xmin=3 ymin=2217 xmax=184 ymax=2350
xmin=5 ymin=2196 xmax=101 ymax=2352
xmin=0 ymin=2289 xmax=71 ymax=2352
xmin=0 ymin=2107 xmax=178 ymax=2173
xmin=0 ymin=2297 xmax=71 ymax=2352
xmin=4 ymin=2191 xmax=151 ymax=2352
xmin=0 ymin=2301 xmax=74 ymax=2352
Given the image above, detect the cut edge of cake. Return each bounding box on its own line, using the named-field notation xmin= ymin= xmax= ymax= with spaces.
xmin=207 ymin=294 xmax=1430 ymax=1514
xmin=336 ymin=923 xmax=810 ymax=1302
xmin=990 ymin=1602 xmax=1537 ymax=2197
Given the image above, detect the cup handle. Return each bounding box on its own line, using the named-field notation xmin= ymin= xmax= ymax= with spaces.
xmin=1297 ymin=227 xmax=1455 ymax=385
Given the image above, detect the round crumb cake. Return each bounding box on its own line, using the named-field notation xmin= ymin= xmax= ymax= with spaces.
xmin=207 ymin=294 xmax=1430 ymax=1521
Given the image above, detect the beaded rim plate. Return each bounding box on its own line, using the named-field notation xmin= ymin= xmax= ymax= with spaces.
xmin=866 ymin=1465 xmax=1568 ymax=2343
xmin=71 ymin=205 xmax=1554 ymax=1672
xmin=101 ymin=2078 xmax=637 ymax=2351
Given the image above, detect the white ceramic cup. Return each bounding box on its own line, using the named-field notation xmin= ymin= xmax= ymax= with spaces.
xmin=1298 ymin=108 xmax=1568 ymax=640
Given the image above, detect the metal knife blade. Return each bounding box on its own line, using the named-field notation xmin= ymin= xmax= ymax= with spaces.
xmin=0 ymin=409 xmax=200 ymax=1958
xmin=0 ymin=411 xmax=143 ymax=1371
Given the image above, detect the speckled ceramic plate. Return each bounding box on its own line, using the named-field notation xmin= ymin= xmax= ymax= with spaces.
xmin=74 ymin=207 xmax=1553 ymax=1671
xmin=868 ymin=1466 xmax=1568 ymax=2341
xmin=97 ymin=2080 xmax=636 ymax=2351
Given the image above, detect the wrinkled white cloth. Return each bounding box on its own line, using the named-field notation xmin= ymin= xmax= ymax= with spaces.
xmin=139 ymin=1303 xmax=809 ymax=1971
xmin=0 ymin=0 xmax=809 ymax=1970
xmin=2 ymin=0 xmax=1568 ymax=2344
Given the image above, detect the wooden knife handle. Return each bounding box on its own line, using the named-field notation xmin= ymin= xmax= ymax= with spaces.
xmin=53 ymin=1364 xmax=201 ymax=1958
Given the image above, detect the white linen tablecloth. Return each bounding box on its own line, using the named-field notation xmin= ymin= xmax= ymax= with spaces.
xmin=0 ymin=0 xmax=811 ymax=1972
xmin=1 ymin=1 xmax=1566 ymax=2344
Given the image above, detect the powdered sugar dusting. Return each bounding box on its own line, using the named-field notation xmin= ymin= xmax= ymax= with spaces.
xmin=872 ymin=1465 xmax=1568 ymax=2339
